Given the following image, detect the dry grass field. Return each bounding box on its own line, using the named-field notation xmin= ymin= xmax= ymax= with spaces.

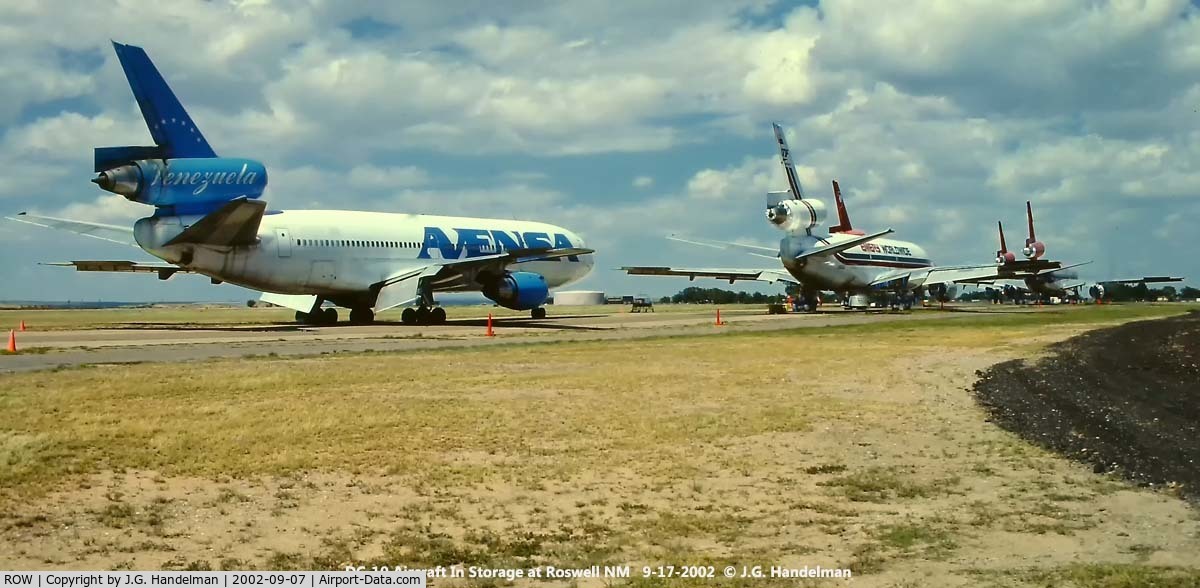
xmin=0 ymin=304 xmax=1197 ymax=586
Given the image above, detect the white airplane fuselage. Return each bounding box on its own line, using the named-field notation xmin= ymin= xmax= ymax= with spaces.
xmin=779 ymin=232 xmax=932 ymax=291
xmin=134 ymin=209 xmax=593 ymax=299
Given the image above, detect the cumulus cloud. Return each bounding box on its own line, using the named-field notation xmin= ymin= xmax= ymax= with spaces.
xmin=1 ymin=0 xmax=1198 ymax=300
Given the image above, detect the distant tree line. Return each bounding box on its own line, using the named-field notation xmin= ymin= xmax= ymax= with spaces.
xmin=659 ymin=287 xmax=786 ymax=305
xmin=956 ymin=284 xmax=1199 ymax=302
xmin=1105 ymin=284 xmax=1198 ymax=302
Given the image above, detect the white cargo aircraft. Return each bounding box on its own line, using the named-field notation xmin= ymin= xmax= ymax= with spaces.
xmin=623 ymin=123 xmax=1050 ymax=310
xmin=7 ymin=42 xmax=594 ymax=325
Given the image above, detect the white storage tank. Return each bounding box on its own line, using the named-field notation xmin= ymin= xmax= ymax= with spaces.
xmin=553 ymin=290 xmax=606 ymax=305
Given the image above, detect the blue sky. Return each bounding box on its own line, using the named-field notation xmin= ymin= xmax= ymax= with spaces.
xmin=1 ymin=0 xmax=1198 ymax=302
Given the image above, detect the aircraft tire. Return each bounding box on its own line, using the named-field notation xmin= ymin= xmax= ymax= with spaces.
xmin=349 ymin=307 xmax=374 ymax=325
xmin=531 ymin=307 xmax=547 ymax=319
xmin=430 ymin=306 xmax=447 ymax=324
xmin=401 ymin=308 xmax=417 ymax=325
xmin=415 ymin=306 xmax=431 ymax=325
xmin=322 ymin=308 xmax=338 ymax=325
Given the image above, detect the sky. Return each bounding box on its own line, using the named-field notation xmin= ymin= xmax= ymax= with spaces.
xmin=1 ymin=0 xmax=1198 ymax=302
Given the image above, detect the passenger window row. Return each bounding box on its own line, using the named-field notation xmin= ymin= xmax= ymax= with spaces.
xmin=295 ymin=239 xmax=423 ymax=249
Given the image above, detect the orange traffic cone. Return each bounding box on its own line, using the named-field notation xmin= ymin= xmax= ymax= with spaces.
xmin=715 ymin=309 xmax=726 ymax=326
xmin=6 ymin=330 xmax=15 ymax=353
xmin=19 ymin=320 xmax=26 ymax=332
xmin=486 ymin=313 xmax=495 ymax=337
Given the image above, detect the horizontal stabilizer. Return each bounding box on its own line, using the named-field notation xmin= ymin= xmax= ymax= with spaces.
xmin=95 ymin=145 xmax=164 ymax=173
xmin=6 ymin=212 xmax=137 ymax=246
xmin=995 ymin=258 xmax=1062 ymax=276
xmin=165 ymin=198 xmax=266 ymax=247
xmin=796 ymin=228 xmax=893 ymax=261
xmin=42 ymin=260 xmax=186 ymax=280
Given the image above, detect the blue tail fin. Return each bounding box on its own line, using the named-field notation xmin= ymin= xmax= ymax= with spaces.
xmin=112 ymin=41 xmax=217 ymax=159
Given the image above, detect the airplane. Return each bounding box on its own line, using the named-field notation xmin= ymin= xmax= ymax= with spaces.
xmin=6 ymin=42 xmax=594 ymax=325
xmin=987 ymin=202 xmax=1182 ymax=302
xmin=621 ymin=123 xmax=1051 ymax=311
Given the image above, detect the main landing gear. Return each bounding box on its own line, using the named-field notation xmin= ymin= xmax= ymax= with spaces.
xmin=296 ymin=307 xmax=338 ymax=325
xmin=889 ymin=292 xmax=914 ymax=311
xmin=797 ymin=290 xmax=820 ymax=313
xmin=401 ymin=305 xmax=447 ymax=325
xmin=531 ymin=307 xmax=547 ymax=319
xmin=349 ymin=307 xmax=375 ymax=325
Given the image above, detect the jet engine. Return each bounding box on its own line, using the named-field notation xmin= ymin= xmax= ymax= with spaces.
xmin=482 ymin=272 xmax=549 ymax=310
xmin=927 ymin=283 xmax=959 ymax=303
xmin=1088 ymin=283 xmax=1106 ymax=301
xmin=765 ymin=198 xmax=828 ymax=234
xmin=93 ymin=157 xmax=267 ymax=212
xmin=1022 ymin=240 xmax=1045 ymax=260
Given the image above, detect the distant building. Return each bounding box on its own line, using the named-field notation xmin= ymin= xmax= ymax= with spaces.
xmin=553 ymin=291 xmax=606 ymax=305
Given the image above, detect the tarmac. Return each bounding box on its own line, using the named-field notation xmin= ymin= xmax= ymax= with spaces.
xmin=0 ymin=305 xmax=1039 ymax=373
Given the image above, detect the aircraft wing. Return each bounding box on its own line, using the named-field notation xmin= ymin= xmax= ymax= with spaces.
xmin=6 ymin=212 xmax=137 ymax=247
xmin=1102 ymin=276 xmax=1185 ymax=285
xmin=667 ymin=235 xmax=779 ymax=259
xmin=870 ymin=264 xmax=1030 ymax=290
xmin=42 ymin=260 xmax=187 ymax=280
xmin=372 ymin=246 xmax=596 ymax=312
xmin=621 ymin=266 xmax=798 ymax=284
xmin=165 ymin=198 xmax=266 ymax=247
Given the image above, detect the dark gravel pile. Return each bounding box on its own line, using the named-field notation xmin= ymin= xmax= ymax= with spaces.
xmin=973 ymin=310 xmax=1200 ymax=501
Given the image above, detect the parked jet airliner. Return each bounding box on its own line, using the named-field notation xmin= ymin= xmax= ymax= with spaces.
xmin=7 ymin=42 xmax=594 ymax=325
xmin=990 ymin=202 xmax=1182 ymax=301
xmin=622 ymin=123 xmax=1051 ymax=310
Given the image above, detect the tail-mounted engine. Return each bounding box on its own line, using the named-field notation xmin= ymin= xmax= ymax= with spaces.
xmin=765 ymin=195 xmax=828 ymax=235
xmin=1022 ymin=201 xmax=1045 ymax=259
xmin=995 ymin=221 xmax=1016 ymax=265
xmin=1022 ymin=240 xmax=1045 ymax=260
xmin=93 ymin=154 xmax=267 ymax=215
xmin=482 ymin=272 xmax=549 ymax=311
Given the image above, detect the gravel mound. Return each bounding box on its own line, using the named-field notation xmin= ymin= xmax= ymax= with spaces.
xmin=973 ymin=310 xmax=1200 ymax=501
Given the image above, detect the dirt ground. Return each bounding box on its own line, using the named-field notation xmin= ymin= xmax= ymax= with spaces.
xmin=1 ymin=307 xmax=1198 ymax=586
xmin=974 ymin=309 xmax=1200 ymax=502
